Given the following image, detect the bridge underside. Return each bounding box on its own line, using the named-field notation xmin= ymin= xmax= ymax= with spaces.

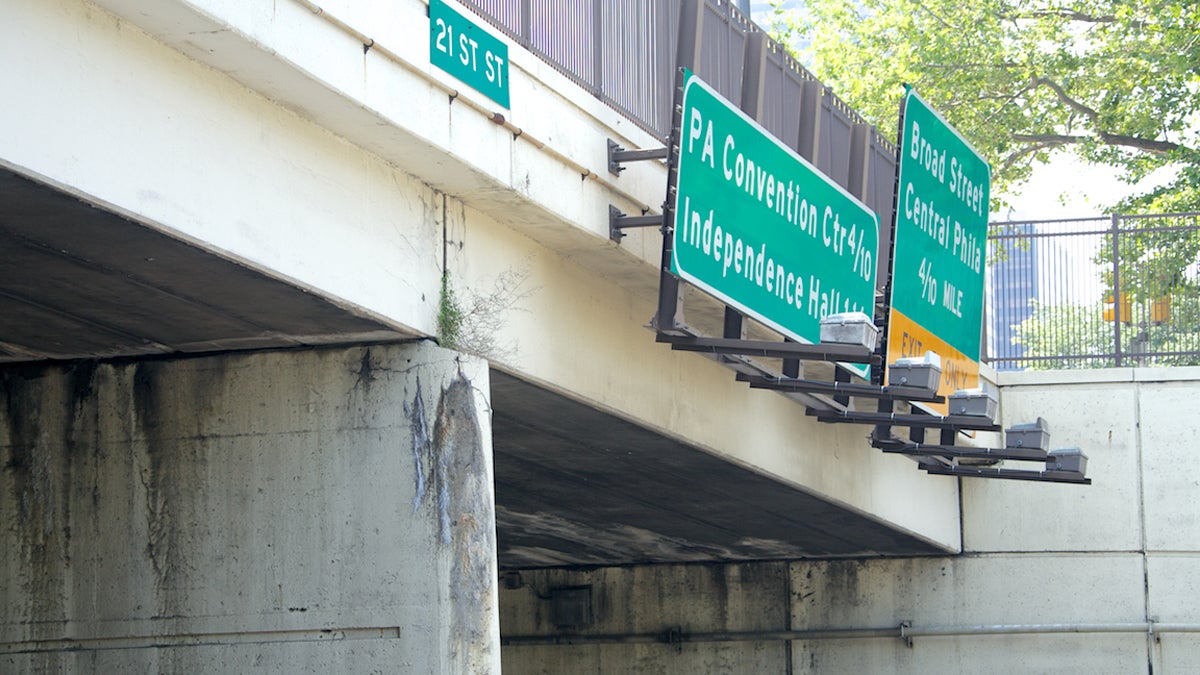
xmin=490 ymin=370 xmax=942 ymax=568
xmin=1 ymin=166 xmax=942 ymax=569
xmin=0 ymin=167 xmax=403 ymax=362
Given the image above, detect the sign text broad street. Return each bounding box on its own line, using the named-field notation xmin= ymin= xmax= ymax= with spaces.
xmin=886 ymin=87 xmax=990 ymax=412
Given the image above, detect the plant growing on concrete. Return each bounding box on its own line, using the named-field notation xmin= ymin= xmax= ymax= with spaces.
xmin=436 ymin=267 xmax=535 ymax=360
xmin=437 ymin=272 xmax=465 ymax=349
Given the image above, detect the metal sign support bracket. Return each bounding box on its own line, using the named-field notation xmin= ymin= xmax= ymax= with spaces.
xmin=607 ymin=139 xmax=669 ymax=175
xmin=609 ymin=206 xmax=664 ymax=241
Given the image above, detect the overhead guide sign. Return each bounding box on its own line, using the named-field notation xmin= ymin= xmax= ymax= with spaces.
xmin=670 ymin=69 xmax=879 ymax=367
xmin=886 ymin=87 xmax=990 ymax=412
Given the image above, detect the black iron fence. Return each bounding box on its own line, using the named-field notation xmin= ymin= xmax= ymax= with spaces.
xmin=986 ymin=213 xmax=1200 ymax=370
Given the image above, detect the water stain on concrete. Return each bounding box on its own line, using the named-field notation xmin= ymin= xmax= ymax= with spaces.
xmin=133 ymin=361 xmax=175 ymax=592
xmin=2 ymin=364 xmax=68 ymax=637
xmin=404 ymin=376 xmax=432 ymax=514
xmin=131 ymin=357 xmax=226 ymax=616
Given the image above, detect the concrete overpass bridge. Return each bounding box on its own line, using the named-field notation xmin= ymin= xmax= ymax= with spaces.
xmin=3 ymin=0 xmax=1130 ymax=671
xmin=2 ymin=0 xmax=957 ymax=560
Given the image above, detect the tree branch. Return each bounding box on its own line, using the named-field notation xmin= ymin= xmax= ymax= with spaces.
xmin=1031 ymin=77 xmax=1101 ymax=126
xmin=1097 ymin=132 xmax=1182 ymax=155
xmin=996 ymin=7 xmax=1144 ymax=28
xmin=1021 ymin=9 xmax=1118 ymax=23
xmin=1012 ymin=133 xmax=1182 ymax=155
xmin=923 ymin=62 xmax=1020 ymax=71
xmin=999 ymin=141 xmax=1061 ymax=175
xmin=913 ymin=1 xmax=960 ymax=31
xmin=1023 ymin=77 xmax=1182 ymax=155
xmin=1012 ymin=133 xmax=1089 ymax=145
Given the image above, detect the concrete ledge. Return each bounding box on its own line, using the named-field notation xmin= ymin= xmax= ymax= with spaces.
xmin=997 ymin=365 xmax=1200 ymax=388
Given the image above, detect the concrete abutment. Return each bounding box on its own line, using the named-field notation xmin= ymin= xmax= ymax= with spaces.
xmin=1 ymin=342 xmax=500 ymax=672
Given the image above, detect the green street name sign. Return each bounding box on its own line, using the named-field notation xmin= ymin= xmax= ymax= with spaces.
xmin=429 ymin=0 xmax=509 ymax=109
xmin=670 ymin=70 xmax=879 ymax=352
xmin=886 ymin=87 xmax=990 ymax=402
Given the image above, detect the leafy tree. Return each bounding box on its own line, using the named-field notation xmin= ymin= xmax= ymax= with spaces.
xmin=1011 ymin=300 xmax=1114 ymax=369
xmin=766 ymin=0 xmax=1200 ymax=209
xmin=1012 ymin=294 xmax=1200 ymax=368
xmin=767 ymin=1 xmax=1200 ymax=364
xmin=1094 ymin=213 xmax=1200 ymax=301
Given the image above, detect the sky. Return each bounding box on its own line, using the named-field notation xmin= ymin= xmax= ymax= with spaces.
xmin=749 ymin=0 xmax=800 ymax=14
xmin=995 ymin=153 xmax=1176 ymax=222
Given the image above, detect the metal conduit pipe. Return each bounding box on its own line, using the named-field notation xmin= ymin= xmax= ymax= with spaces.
xmin=501 ymin=622 xmax=1200 ymax=647
xmin=502 ymin=627 xmax=897 ymax=647
xmin=288 ymin=0 xmax=661 ymax=216
xmin=906 ymin=623 xmax=1200 ymax=637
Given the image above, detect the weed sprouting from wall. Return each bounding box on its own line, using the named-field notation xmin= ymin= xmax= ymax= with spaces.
xmin=437 ymin=272 xmax=465 ymax=350
xmin=436 ymin=266 xmax=536 ymax=361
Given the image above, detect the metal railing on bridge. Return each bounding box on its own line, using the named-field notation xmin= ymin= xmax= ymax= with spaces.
xmin=986 ymin=213 xmax=1200 ymax=370
xmin=460 ymin=0 xmax=900 ymax=289
xmin=462 ymin=0 xmax=822 ymax=141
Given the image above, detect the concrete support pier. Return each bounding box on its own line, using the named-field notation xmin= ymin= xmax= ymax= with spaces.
xmin=1 ymin=342 xmax=499 ymax=673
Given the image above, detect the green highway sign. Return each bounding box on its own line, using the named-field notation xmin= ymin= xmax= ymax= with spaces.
xmin=670 ymin=70 xmax=879 ymax=360
xmin=429 ymin=0 xmax=509 ymax=109
xmin=886 ymin=87 xmax=990 ymax=406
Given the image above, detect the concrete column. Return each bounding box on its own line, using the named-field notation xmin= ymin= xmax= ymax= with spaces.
xmin=1 ymin=342 xmax=499 ymax=673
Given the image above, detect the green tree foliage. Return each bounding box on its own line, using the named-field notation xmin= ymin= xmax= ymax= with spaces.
xmin=767 ymin=0 xmax=1200 ymax=208
xmin=1011 ymin=301 xmax=1113 ymax=368
xmin=1095 ymin=213 xmax=1200 ymax=302
xmin=1014 ymin=294 xmax=1200 ymax=368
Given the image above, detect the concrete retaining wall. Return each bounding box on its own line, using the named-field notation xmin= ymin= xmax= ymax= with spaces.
xmin=499 ymin=367 xmax=1200 ymax=674
xmin=1 ymin=342 xmax=499 ymax=673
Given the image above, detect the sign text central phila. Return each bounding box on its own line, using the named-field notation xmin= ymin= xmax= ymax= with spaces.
xmin=886 ymin=87 xmax=991 ymax=411
xmin=670 ymin=70 xmax=879 ymax=354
